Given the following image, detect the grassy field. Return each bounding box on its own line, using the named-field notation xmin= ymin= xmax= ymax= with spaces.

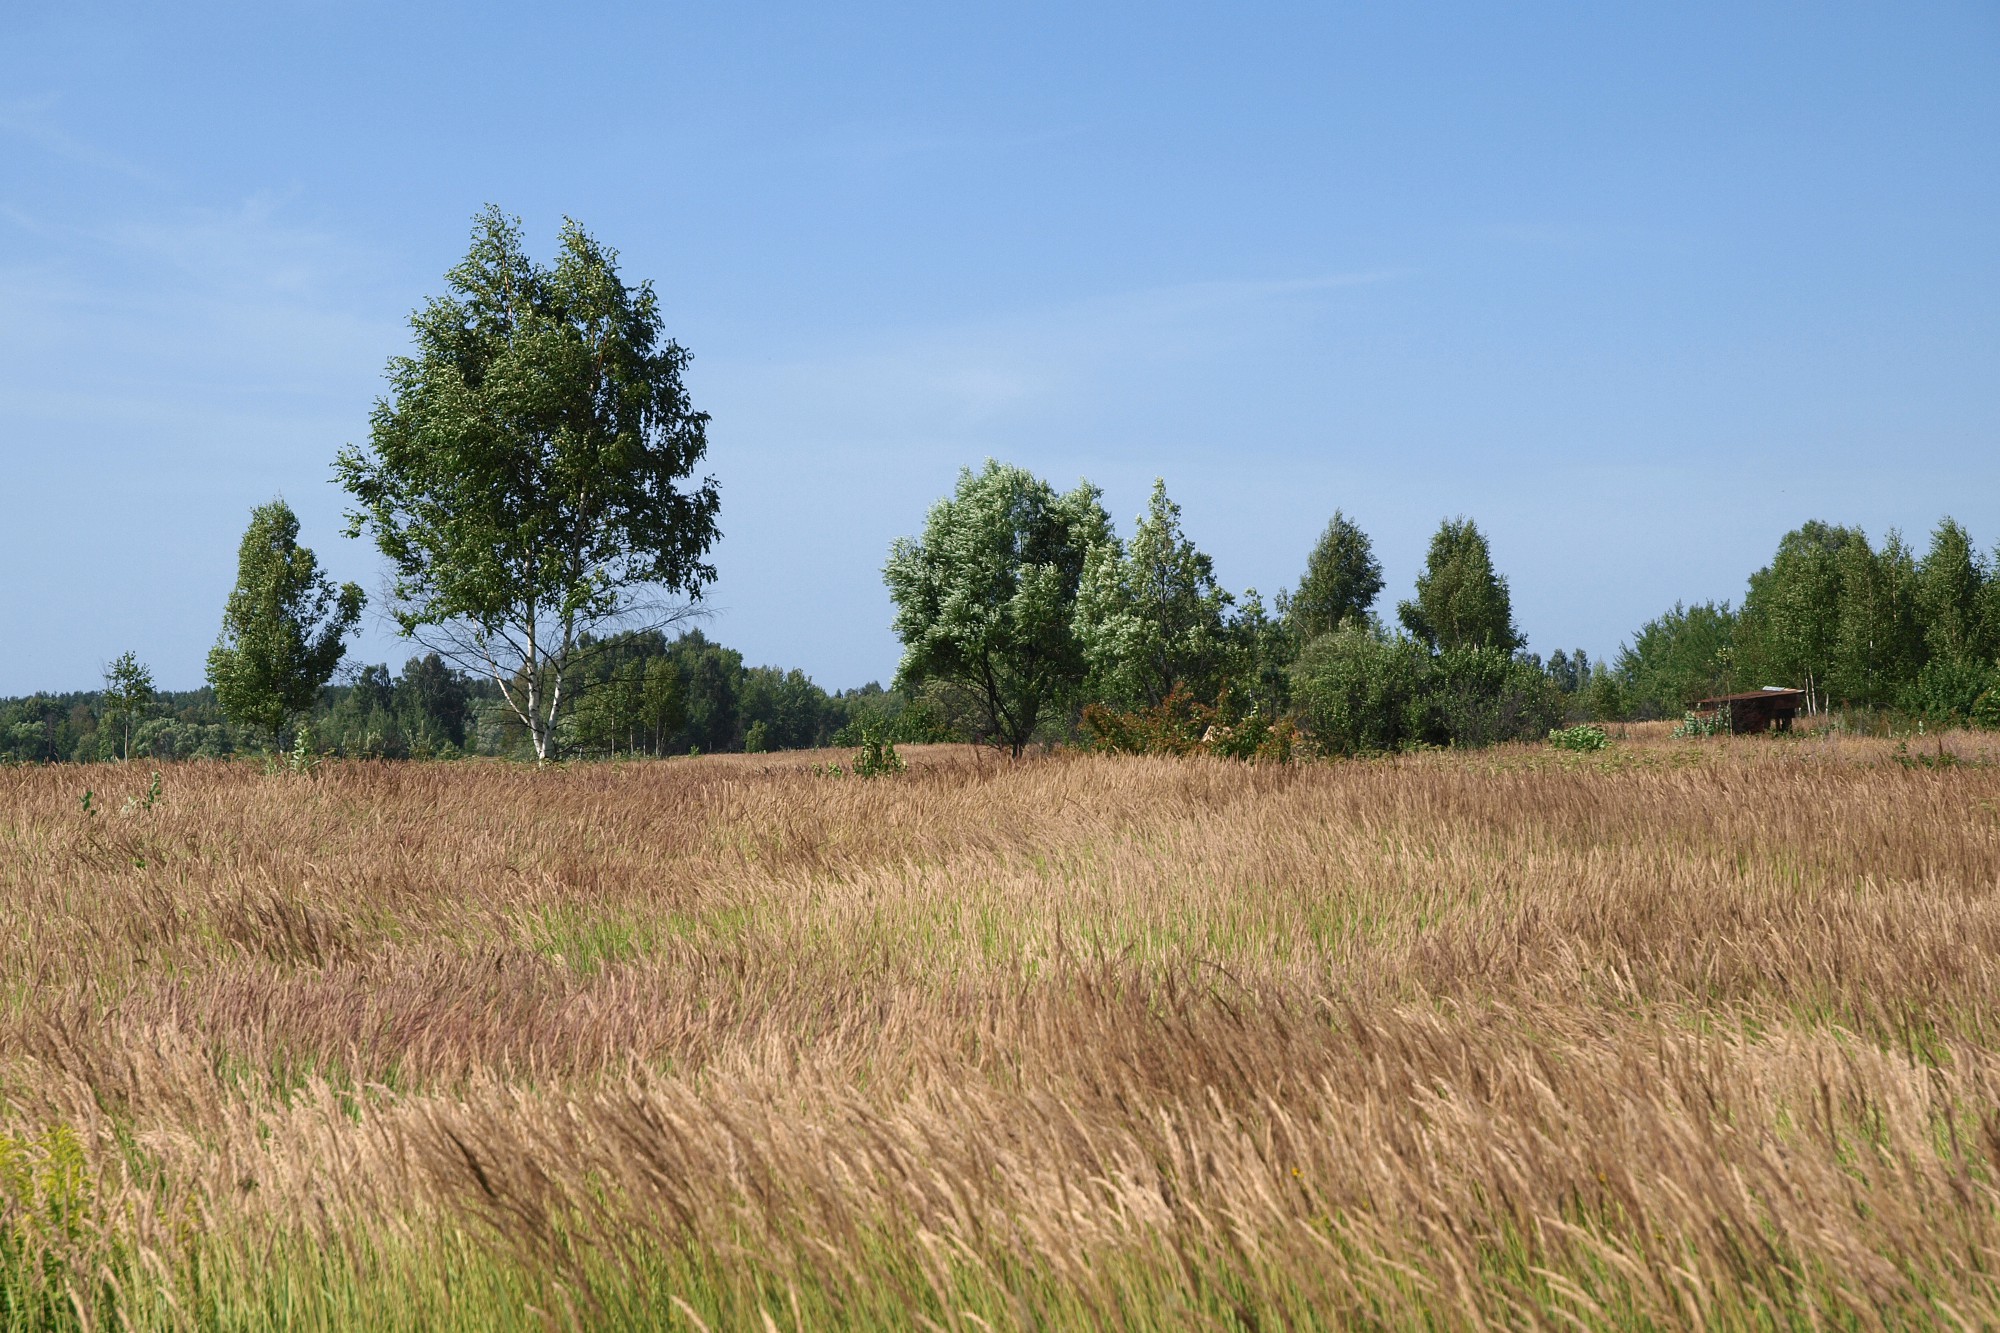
xmin=3 ymin=729 xmax=2000 ymax=1329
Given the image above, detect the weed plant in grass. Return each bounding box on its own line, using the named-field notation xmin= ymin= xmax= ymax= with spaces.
xmin=3 ymin=733 xmax=2000 ymax=1328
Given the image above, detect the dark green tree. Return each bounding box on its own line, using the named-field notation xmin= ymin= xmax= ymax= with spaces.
xmin=885 ymin=461 xmax=1111 ymax=756
xmin=1614 ymin=602 xmax=1737 ymax=716
xmin=396 ymin=653 xmax=473 ymax=753
xmin=336 ymin=207 xmax=720 ymax=761
xmin=640 ymin=658 xmax=685 ymax=756
xmin=1289 ymin=510 xmax=1384 ymax=640
xmin=206 ymin=500 xmax=364 ymax=746
xmin=1288 ymin=623 xmax=1428 ymax=755
xmin=1396 ymin=518 xmax=1522 ymax=653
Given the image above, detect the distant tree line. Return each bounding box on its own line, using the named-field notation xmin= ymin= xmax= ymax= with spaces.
xmin=0 ymin=634 xmax=946 ymax=765
xmin=1588 ymin=518 xmax=2000 ymax=725
xmin=18 ymin=208 xmax=1999 ymax=765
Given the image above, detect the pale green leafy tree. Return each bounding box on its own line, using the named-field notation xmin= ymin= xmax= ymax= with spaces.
xmin=100 ymin=652 xmax=155 ymax=763
xmin=336 ymin=207 xmax=719 ymax=762
xmin=1736 ymin=521 xmax=1861 ymax=713
xmin=207 ymin=500 xmax=364 ymax=746
xmin=1074 ymin=479 xmax=1234 ymax=708
xmin=1830 ymin=529 xmax=1923 ymax=707
xmin=884 ymin=461 xmax=1110 ymax=757
xmin=1915 ymin=518 xmax=1991 ymax=664
xmin=1396 ymin=518 xmax=1522 ymax=654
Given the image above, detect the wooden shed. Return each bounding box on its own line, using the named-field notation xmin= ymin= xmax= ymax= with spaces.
xmin=1694 ymin=688 xmax=1807 ymax=735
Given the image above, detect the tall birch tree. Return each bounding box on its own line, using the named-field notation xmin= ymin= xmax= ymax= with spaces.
xmin=336 ymin=207 xmax=719 ymax=761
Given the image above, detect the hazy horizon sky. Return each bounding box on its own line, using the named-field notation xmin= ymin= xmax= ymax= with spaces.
xmin=4 ymin=3 xmax=1997 ymax=695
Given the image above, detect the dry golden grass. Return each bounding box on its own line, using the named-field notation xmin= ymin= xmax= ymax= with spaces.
xmin=4 ymin=731 xmax=2000 ymax=1328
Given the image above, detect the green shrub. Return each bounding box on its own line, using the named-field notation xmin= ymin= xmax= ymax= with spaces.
xmin=1288 ymin=626 xmax=1429 ymax=755
xmin=1291 ymin=629 xmax=1567 ymax=755
xmin=1672 ymin=706 xmax=1731 ymax=738
xmin=1417 ymin=646 xmax=1566 ymax=749
xmin=1974 ymin=689 xmax=2000 ymax=730
xmin=850 ymin=730 xmax=905 ymax=777
xmin=1080 ymin=685 xmax=1296 ymax=762
xmin=1548 ymin=724 xmax=1609 ymax=752
xmin=1903 ymin=657 xmax=1995 ymax=725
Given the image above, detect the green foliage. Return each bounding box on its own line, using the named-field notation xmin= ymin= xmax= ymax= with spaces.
xmin=121 ymin=770 xmax=163 ymax=814
xmin=1074 ymin=479 xmax=1234 ymax=708
xmin=1417 ymin=646 xmax=1567 ymax=749
xmin=1547 ymin=724 xmax=1609 ymax=752
xmin=1902 ymin=655 xmax=1995 ymax=725
xmin=1578 ymin=662 xmax=1628 ymax=722
xmin=285 ymin=723 xmax=321 ymax=776
xmin=1735 ymin=521 xmax=1861 ymax=712
xmin=1829 ymin=529 xmax=1923 ymax=707
xmin=1974 ymin=688 xmax=2000 ymax=730
xmin=1614 ymin=601 xmax=1737 ymax=718
xmin=206 ymin=499 xmax=364 ymax=746
xmin=1544 ymin=648 xmax=1591 ymax=695
xmin=884 ymin=460 xmax=1111 ymax=757
xmin=1225 ymin=587 xmax=1295 ymax=717
xmin=1288 ymin=510 xmax=1383 ymax=640
xmin=1890 ymin=738 xmax=1966 ymax=770
xmin=567 ymin=654 xmax=686 ymax=759
xmin=1914 ymin=518 xmax=1992 ymax=664
xmin=1396 ymin=518 xmax=1522 ymax=653
xmin=810 ymin=724 xmax=906 ymax=778
xmin=1672 ymin=706 xmax=1732 ymax=738
xmin=0 ymin=1121 xmax=98 ymax=1323
xmin=1080 ymin=684 xmax=1296 ymax=762
xmin=1291 ymin=625 xmax=1562 ymax=755
xmin=1288 ymin=625 xmax=1430 ymax=755
xmin=336 ymin=206 xmax=720 ymax=762
xmin=849 ymin=728 xmax=906 ymax=777
xmin=99 ymin=651 xmax=154 ymax=763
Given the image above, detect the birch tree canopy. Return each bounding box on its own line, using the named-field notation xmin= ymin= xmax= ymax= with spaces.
xmin=336 ymin=207 xmax=720 ymax=761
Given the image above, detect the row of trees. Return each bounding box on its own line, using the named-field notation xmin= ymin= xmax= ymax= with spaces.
xmin=22 ymin=208 xmax=1995 ymax=765
xmin=1599 ymin=518 xmax=2000 ymax=723
xmin=883 ymin=462 xmax=1573 ymax=756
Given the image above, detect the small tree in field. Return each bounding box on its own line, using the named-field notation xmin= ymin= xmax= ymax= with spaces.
xmin=207 ymin=500 xmax=364 ymax=747
xmin=101 ymin=652 xmax=155 ymax=762
xmin=337 ymin=207 xmax=719 ymax=762
xmin=884 ymin=461 xmax=1110 ymax=757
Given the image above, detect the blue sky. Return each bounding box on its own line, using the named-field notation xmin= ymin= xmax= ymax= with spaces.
xmin=3 ymin=2 xmax=1997 ymax=694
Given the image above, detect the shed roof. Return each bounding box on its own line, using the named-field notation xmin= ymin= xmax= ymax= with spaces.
xmin=1696 ymin=688 xmax=1806 ymax=706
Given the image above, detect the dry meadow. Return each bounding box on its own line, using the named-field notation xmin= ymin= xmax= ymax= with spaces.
xmin=3 ymin=729 xmax=2000 ymax=1329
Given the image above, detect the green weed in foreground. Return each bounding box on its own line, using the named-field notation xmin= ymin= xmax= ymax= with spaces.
xmin=1547 ymin=724 xmax=1609 ymax=752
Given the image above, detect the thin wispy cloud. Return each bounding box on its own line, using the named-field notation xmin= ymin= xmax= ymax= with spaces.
xmin=708 ymin=269 xmax=1403 ymax=438
xmin=0 ymin=97 xmax=163 ymax=185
